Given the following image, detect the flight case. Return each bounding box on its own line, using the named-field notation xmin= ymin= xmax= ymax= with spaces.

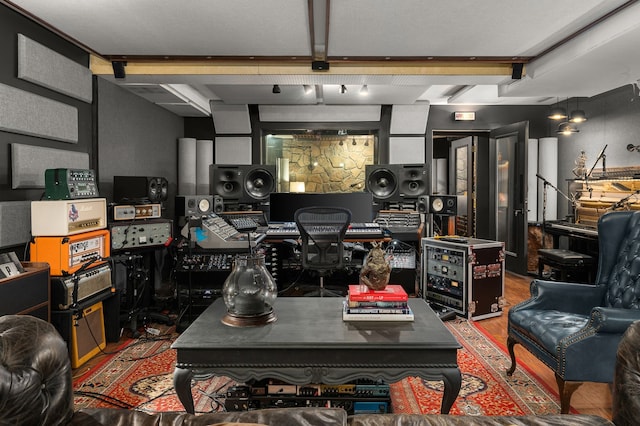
xmin=421 ymin=237 xmax=505 ymax=320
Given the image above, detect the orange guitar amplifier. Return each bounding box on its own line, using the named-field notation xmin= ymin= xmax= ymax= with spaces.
xmin=30 ymin=229 xmax=110 ymax=276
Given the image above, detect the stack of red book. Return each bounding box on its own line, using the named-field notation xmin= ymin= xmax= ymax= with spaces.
xmin=342 ymin=284 xmax=414 ymax=321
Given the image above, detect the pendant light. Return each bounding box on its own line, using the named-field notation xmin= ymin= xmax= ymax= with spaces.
xmin=557 ymin=121 xmax=579 ymax=135
xmin=548 ymin=98 xmax=567 ymax=120
xmin=569 ymin=98 xmax=587 ymax=123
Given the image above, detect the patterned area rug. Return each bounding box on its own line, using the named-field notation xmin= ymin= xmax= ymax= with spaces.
xmin=389 ymin=319 xmax=562 ymax=415
xmin=73 ymin=319 xmax=563 ymax=415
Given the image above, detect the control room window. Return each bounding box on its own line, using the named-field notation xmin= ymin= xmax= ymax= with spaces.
xmin=264 ymin=131 xmax=376 ymax=193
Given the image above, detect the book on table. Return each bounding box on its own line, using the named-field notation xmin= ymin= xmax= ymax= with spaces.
xmin=343 ymin=284 xmax=413 ymax=321
xmin=347 ymin=284 xmax=408 ymax=302
xmin=342 ymin=300 xmax=414 ymax=322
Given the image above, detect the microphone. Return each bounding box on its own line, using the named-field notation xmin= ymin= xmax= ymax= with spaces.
xmin=535 ymin=173 xmax=547 ymax=183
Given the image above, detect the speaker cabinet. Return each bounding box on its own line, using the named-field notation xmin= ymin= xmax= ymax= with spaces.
xmin=213 ymin=195 xmax=224 ymax=213
xmin=365 ymin=164 xmax=429 ymax=202
xmin=113 ymin=176 xmax=168 ymax=203
xmin=210 ymin=165 xmax=276 ymax=204
xmin=417 ymin=195 xmax=429 ymax=213
xmin=426 ymin=195 xmax=458 ymax=216
xmin=175 ymin=195 xmax=214 ymax=216
xmin=52 ymin=301 xmax=106 ymax=369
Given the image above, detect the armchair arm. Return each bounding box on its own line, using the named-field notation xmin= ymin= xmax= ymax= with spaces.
xmin=589 ymin=307 xmax=640 ymax=333
xmin=511 ymin=279 xmax=606 ymax=315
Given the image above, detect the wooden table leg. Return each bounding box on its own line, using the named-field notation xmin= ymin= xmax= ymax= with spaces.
xmin=173 ymin=367 xmax=195 ymax=414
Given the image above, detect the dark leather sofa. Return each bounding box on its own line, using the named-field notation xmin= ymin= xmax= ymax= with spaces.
xmin=0 ymin=314 xmax=621 ymax=425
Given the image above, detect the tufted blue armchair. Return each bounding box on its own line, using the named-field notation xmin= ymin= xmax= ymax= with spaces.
xmin=506 ymin=210 xmax=640 ymax=414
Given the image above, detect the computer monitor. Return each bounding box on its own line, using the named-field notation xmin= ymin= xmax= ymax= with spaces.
xmin=268 ymin=192 xmax=374 ymax=223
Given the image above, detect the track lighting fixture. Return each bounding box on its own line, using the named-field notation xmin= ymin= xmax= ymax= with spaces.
xmin=340 ymin=85 xmax=347 ymax=94
xmin=352 ymin=138 xmax=357 ymax=146
xmin=360 ymin=85 xmax=369 ymax=95
xmin=272 ymin=84 xmax=281 ymax=94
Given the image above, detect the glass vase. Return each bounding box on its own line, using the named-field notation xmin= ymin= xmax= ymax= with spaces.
xmin=221 ymin=253 xmax=277 ymax=327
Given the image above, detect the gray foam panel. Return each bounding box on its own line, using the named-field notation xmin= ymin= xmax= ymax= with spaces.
xmin=11 ymin=143 xmax=89 ymax=189
xmin=0 ymin=83 xmax=78 ymax=143
xmin=210 ymin=103 xmax=252 ymax=134
xmin=18 ymin=34 xmax=93 ymax=103
xmin=0 ymin=201 xmax=32 ymax=248
xmin=390 ymin=104 xmax=430 ymax=135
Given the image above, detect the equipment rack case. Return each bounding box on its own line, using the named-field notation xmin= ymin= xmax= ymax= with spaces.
xmin=421 ymin=237 xmax=505 ymax=320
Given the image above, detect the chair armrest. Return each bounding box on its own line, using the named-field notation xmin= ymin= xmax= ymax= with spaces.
xmin=511 ymin=279 xmax=606 ymax=315
xmin=589 ymin=307 xmax=640 ymax=333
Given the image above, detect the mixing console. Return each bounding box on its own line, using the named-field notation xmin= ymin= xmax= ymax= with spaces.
xmin=266 ymin=222 xmax=384 ymax=239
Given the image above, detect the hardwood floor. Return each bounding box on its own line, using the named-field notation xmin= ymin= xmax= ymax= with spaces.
xmin=480 ymin=272 xmax=612 ymax=420
xmin=74 ymin=272 xmax=613 ymax=420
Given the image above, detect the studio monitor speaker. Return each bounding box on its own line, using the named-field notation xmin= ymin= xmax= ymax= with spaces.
xmin=417 ymin=195 xmax=429 ymax=213
xmin=397 ymin=164 xmax=429 ymax=199
xmin=426 ymin=195 xmax=458 ymax=216
xmin=365 ymin=164 xmax=428 ymax=202
xmin=175 ymin=195 xmax=214 ymax=216
xmin=113 ymin=176 xmax=168 ymax=203
xmin=147 ymin=177 xmax=169 ymax=202
xmin=213 ymin=195 xmax=224 ymax=213
xmin=211 ymin=165 xmax=276 ymax=204
xmin=365 ymin=165 xmax=398 ymax=201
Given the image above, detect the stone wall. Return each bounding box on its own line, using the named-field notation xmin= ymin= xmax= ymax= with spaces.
xmin=285 ymin=136 xmax=374 ymax=192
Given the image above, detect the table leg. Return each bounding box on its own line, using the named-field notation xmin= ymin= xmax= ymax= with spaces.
xmin=440 ymin=367 xmax=462 ymax=414
xmin=173 ymin=367 xmax=194 ymax=414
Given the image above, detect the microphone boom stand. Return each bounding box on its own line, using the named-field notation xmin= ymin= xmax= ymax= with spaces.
xmin=536 ymin=173 xmax=577 ymax=249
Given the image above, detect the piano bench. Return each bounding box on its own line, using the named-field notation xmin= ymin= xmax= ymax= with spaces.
xmin=538 ymin=248 xmax=596 ymax=284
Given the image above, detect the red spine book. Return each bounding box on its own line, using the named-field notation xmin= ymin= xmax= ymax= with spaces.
xmin=348 ymin=284 xmax=408 ymax=302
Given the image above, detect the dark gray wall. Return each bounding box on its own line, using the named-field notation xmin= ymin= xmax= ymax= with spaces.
xmin=96 ymin=78 xmax=184 ymax=218
xmin=0 ymin=3 xmax=92 ymax=202
xmin=557 ymin=86 xmax=640 ymax=218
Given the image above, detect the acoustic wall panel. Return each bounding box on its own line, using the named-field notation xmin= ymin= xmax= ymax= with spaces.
xmin=389 ymin=137 xmax=426 ymax=164
xmin=17 ymin=34 xmax=93 ymax=103
xmin=390 ymin=104 xmax=430 ymax=134
xmin=0 ymin=83 xmax=78 ymax=143
xmin=0 ymin=201 xmax=31 ymax=248
xmin=210 ymin=103 xmax=252 ymax=134
xmin=215 ymin=137 xmax=252 ymax=165
xmin=178 ymin=138 xmax=197 ymax=195
xmin=258 ymin=105 xmax=381 ymax=122
xmin=11 ymin=143 xmax=89 ymax=189
xmin=196 ymin=139 xmax=213 ymax=194
xmin=538 ymin=137 xmax=558 ymax=221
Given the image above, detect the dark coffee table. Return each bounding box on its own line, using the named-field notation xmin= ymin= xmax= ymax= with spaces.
xmin=171 ymin=297 xmax=461 ymax=414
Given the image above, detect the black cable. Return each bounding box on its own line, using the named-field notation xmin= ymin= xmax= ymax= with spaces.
xmin=73 ymin=390 xmax=135 ymax=409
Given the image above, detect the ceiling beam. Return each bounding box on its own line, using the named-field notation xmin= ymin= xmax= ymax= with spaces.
xmin=91 ymin=55 xmax=514 ymax=77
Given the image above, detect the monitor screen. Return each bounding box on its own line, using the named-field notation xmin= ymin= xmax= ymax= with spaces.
xmin=268 ymin=192 xmax=374 ymax=223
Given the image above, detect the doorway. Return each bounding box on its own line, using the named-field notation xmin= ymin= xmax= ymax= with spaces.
xmin=433 ymin=121 xmax=529 ymax=275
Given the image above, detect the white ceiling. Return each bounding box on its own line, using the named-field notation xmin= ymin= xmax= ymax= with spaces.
xmin=6 ymin=0 xmax=640 ymax=116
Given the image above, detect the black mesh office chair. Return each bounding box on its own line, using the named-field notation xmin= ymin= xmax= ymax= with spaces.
xmin=294 ymin=206 xmax=352 ymax=297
